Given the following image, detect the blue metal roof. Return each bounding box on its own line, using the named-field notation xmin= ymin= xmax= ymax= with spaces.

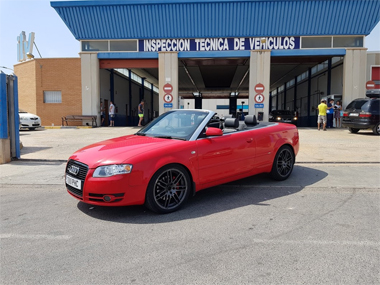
xmin=51 ymin=0 xmax=380 ymax=40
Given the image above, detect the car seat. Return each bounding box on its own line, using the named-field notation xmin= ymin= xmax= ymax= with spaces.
xmin=223 ymin=117 xmax=239 ymax=132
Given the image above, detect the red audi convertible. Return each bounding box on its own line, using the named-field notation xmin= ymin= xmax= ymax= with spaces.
xmin=66 ymin=109 xmax=299 ymax=213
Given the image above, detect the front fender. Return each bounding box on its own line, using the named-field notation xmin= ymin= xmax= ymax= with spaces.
xmin=128 ymin=142 xmax=199 ymax=189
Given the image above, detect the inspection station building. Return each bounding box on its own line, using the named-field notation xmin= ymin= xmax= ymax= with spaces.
xmin=16 ymin=0 xmax=380 ymax=127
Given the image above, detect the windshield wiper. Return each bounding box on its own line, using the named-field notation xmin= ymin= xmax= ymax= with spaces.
xmin=155 ymin=136 xmax=186 ymax=141
xmin=135 ymin=133 xmax=146 ymax=136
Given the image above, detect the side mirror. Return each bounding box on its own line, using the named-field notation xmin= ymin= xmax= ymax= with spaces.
xmin=205 ymin=127 xmax=223 ymax=137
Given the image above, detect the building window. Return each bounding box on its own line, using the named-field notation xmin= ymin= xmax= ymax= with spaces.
xmin=131 ymin=73 xmax=142 ymax=84
xmin=286 ymin=79 xmax=295 ymax=88
xmin=110 ymin=40 xmax=137 ymax=51
xmin=82 ymin=41 xmax=108 ymax=51
xmin=44 ymin=91 xmax=62 ymax=103
xmin=114 ymin=68 xmax=159 ymax=92
xmin=332 ymin=56 xmax=344 ymax=65
xmin=301 ymin=37 xmax=332 ymax=48
xmin=333 ymin=36 xmax=364 ymax=48
xmin=81 ymin=40 xmax=139 ymax=52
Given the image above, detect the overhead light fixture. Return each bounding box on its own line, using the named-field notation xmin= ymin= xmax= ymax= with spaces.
xmin=26 ymin=52 xmax=34 ymax=59
xmin=230 ymin=92 xmax=239 ymax=97
xmin=193 ymin=92 xmax=202 ymax=97
xmin=26 ymin=42 xmax=42 ymax=60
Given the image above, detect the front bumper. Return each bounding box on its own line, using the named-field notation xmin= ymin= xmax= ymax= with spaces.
xmin=66 ymin=160 xmax=146 ymax=206
xmin=20 ymin=120 xmax=41 ymax=128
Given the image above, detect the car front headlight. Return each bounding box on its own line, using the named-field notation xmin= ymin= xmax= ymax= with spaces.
xmin=276 ymin=117 xmax=282 ymax=121
xmin=293 ymin=117 xmax=298 ymax=120
xmin=93 ymin=164 xmax=133 ymax=177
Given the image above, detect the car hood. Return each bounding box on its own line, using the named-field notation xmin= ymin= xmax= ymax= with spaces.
xmin=19 ymin=112 xmax=40 ymax=119
xmin=69 ymin=135 xmax=181 ymax=168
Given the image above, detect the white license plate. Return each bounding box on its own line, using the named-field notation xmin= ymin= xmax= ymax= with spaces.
xmin=66 ymin=175 xmax=81 ymax=190
xmin=284 ymin=120 xmax=291 ymax=122
xmin=350 ymin=113 xmax=359 ymax=117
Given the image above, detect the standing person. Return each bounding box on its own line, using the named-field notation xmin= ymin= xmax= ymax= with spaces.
xmin=138 ymin=100 xmax=144 ymax=127
xmin=317 ymin=99 xmax=328 ymax=131
xmin=109 ymin=101 xmax=115 ymax=127
xmin=334 ymin=100 xmax=342 ymax=128
xmin=326 ymin=98 xmax=334 ymax=128
xmin=100 ymin=101 xmax=105 ymax=126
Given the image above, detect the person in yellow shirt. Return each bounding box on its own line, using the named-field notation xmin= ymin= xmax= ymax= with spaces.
xmin=317 ymin=99 xmax=328 ymax=131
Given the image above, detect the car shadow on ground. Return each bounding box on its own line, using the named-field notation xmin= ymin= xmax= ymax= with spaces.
xmin=347 ymin=131 xmax=377 ymax=136
xmin=77 ymin=164 xmax=328 ymax=223
xmin=21 ymin=146 xmax=53 ymax=155
xmin=19 ymin=128 xmax=45 ymax=132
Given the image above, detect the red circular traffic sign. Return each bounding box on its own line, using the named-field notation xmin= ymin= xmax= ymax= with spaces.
xmin=163 ymin=94 xmax=173 ymax=103
xmin=366 ymin=81 xmax=376 ymax=90
xmin=163 ymin=83 xmax=173 ymax=94
xmin=254 ymin=83 xmax=265 ymax=93
xmin=254 ymin=94 xmax=265 ymax=103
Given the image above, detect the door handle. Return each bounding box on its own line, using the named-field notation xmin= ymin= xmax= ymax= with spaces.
xmin=247 ymin=138 xmax=253 ymax=143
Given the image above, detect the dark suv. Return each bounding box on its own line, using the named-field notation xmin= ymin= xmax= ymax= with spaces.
xmin=342 ymin=89 xmax=380 ymax=135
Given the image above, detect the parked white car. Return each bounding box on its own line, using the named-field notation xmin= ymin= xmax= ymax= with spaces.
xmin=19 ymin=110 xmax=41 ymax=130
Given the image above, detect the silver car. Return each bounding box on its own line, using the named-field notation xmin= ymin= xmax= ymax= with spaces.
xmin=19 ymin=110 xmax=41 ymax=130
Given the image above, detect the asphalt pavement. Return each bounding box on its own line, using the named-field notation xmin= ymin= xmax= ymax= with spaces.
xmin=1 ymin=126 xmax=379 ymax=284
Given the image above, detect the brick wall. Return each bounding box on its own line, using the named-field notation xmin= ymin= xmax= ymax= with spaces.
xmin=15 ymin=58 xmax=82 ymax=126
xmin=15 ymin=61 xmax=37 ymax=114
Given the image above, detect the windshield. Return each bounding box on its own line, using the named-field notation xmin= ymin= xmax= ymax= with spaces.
xmin=137 ymin=110 xmax=209 ymax=140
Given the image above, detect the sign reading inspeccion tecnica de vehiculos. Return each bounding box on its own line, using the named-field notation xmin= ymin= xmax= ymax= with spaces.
xmin=140 ymin=37 xmax=300 ymax=52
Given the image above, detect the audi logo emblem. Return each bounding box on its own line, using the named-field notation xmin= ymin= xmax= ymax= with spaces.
xmin=68 ymin=165 xmax=80 ymax=175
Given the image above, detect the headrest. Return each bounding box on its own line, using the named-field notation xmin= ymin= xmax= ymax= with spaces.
xmin=224 ymin=114 xmax=233 ymax=119
xmin=224 ymin=117 xmax=239 ymax=128
xmin=245 ymin=115 xmax=257 ymax=126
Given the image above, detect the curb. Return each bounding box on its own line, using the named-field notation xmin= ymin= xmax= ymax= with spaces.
xmin=43 ymin=126 xmax=94 ymax=129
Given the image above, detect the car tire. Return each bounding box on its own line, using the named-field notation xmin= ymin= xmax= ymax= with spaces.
xmin=348 ymin=127 xmax=359 ymax=134
xmin=373 ymin=123 xmax=380 ymax=135
xmin=270 ymin=145 xmax=295 ymax=181
xmin=145 ymin=164 xmax=191 ymax=214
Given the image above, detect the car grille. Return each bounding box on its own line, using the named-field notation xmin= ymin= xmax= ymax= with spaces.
xmin=65 ymin=160 xmax=89 ymax=198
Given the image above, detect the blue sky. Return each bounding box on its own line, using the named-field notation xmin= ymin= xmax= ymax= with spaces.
xmin=1 ymin=0 xmax=379 ymax=75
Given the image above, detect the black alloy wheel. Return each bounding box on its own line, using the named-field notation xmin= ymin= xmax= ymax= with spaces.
xmin=145 ymin=165 xmax=191 ymax=214
xmin=270 ymin=145 xmax=295 ymax=181
xmin=373 ymin=123 xmax=380 ymax=135
xmin=349 ymin=127 xmax=360 ymax=134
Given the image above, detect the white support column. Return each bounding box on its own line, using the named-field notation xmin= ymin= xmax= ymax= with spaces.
xmin=158 ymin=52 xmax=178 ymax=115
xmin=80 ymin=53 xmax=100 ymax=124
xmin=343 ymin=48 xmax=367 ymax=108
xmin=249 ymin=50 xmax=271 ymax=122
